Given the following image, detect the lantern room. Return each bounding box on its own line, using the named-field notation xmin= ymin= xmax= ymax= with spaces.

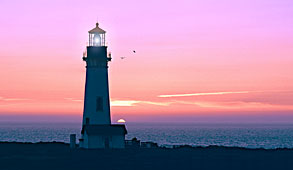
xmin=88 ymin=22 xmax=106 ymax=46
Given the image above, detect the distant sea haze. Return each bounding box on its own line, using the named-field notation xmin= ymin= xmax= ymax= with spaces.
xmin=1 ymin=122 xmax=293 ymax=149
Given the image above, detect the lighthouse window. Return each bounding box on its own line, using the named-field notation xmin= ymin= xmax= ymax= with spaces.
xmin=96 ymin=97 xmax=103 ymax=111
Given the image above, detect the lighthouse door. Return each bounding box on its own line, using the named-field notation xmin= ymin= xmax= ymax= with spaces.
xmin=105 ymin=137 xmax=110 ymax=148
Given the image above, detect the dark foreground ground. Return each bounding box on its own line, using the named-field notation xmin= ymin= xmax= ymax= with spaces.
xmin=0 ymin=142 xmax=293 ymax=170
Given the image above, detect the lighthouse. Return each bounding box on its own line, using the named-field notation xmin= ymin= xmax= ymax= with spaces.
xmin=79 ymin=23 xmax=127 ymax=149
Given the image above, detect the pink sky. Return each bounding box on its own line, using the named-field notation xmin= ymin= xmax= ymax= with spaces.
xmin=0 ymin=0 xmax=293 ymax=122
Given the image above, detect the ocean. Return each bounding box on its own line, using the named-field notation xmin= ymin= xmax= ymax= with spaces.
xmin=1 ymin=122 xmax=293 ymax=149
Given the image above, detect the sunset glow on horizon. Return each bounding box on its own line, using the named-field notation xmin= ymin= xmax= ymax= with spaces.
xmin=0 ymin=0 xmax=293 ymax=122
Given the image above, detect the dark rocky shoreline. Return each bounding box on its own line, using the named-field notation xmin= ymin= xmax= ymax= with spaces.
xmin=0 ymin=142 xmax=292 ymax=170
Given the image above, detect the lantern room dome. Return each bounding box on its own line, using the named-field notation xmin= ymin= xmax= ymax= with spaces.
xmin=88 ymin=22 xmax=106 ymax=47
xmin=88 ymin=22 xmax=106 ymax=34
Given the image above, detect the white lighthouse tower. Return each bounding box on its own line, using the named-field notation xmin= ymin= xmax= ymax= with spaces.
xmin=79 ymin=23 xmax=127 ymax=149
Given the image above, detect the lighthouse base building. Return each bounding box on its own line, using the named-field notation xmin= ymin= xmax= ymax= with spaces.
xmin=80 ymin=125 xmax=127 ymax=149
xmin=79 ymin=23 xmax=127 ymax=149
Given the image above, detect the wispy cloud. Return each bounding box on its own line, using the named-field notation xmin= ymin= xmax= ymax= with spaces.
xmin=0 ymin=96 xmax=32 ymax=106
xmin=110 ymin=100 xmax=139 ymax=106
xmin=140 ymin=101 xmax=171 ymax=106
xmin=0 ymin=96 xmax=31 ymax=101
xmin=175 ymin=100 xmax=271 ymax=109
xmin=110 ymin=100 xmax=171 ymax=107
xmin=110 ymin=98 xmax=293 ymax=110
xmin=64 ymin=98 xmax=83 ymax=102
xmin=158 ymin=91 xmax=251 ymax=98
